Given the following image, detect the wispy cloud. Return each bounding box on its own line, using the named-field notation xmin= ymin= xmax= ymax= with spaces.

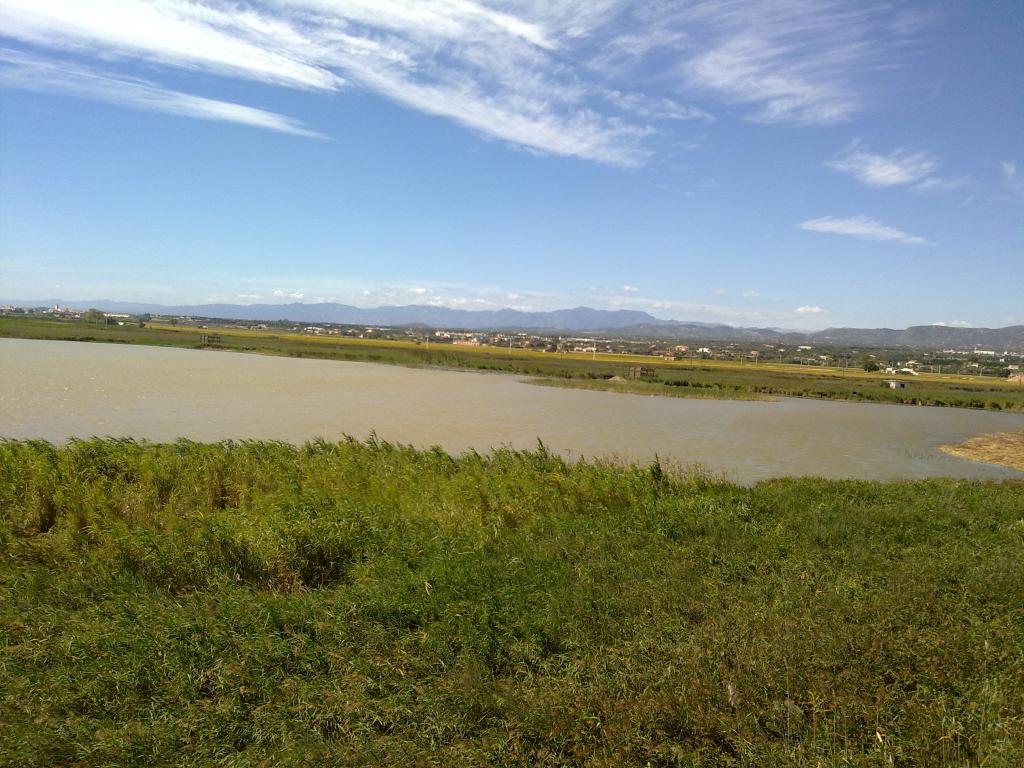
xmin=596 ymin=291 xmax=842 ymax=327
xmin=207 ymin=273 xmax=804 ymax=325
xmin=0 ymin=0 xmax=343 ymax=89
xmin=604 ymin=90 xmax=713 ymax=122
xmin=0 ymin=0 xmax=929 ymax=162
xmin=826 ymin=142 xmax=965 ymax=190
xmin=0 ymin=0 xmax=655 ymax=164
xmin=827 ymin=144 xmax=935 ymax=186
xmin=660 ymin=1 xmax=925 ymax=125
xmin=0 ymin=48 xmax=324 ymax=137
xmin=1003 ymin=160 xmax=1024 ymax=198
xmin=622 ymin=284 xmax=640 ymax=293
xmin=799 ymin=215 xmax=928 ymax=245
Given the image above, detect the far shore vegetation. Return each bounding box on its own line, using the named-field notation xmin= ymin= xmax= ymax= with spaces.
xmin=3 ymin=315 xmax=1023 ymax=412
xmin=2 ymin=437 xmax=1023 ymax=766
xmin=941 ymin=430 xmax=1024 ymax=472
xmin=526 ymin=375 xmax=776 ymax=401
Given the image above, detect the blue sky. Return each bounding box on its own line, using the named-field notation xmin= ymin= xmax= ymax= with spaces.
xmin=0 ymin=1 xmax=1021 ymax=330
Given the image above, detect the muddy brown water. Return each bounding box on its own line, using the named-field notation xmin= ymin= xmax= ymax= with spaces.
xmin=2 ymin=338 xmax=1023 ymax=482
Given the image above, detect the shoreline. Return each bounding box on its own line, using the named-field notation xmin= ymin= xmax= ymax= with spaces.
xmin=3 ymin=317 xmax=1023 ymax=413
xmin=941 ymin=431 xmax=1024 ymax=472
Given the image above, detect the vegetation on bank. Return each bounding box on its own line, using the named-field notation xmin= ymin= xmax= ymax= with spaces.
xmin=526 ymin=376 xmax=775 ymax=401
xmin=941 ymin=431 xmax=1024 ymax=472
xmin=3 ymin=315 xmax=1023 ymax=412
xmin=2 ymin=438 xmax=1023 ymax=767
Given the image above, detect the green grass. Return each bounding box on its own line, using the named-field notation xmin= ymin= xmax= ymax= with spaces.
xmin=2 ymin=438 xmax=1022 ymax=766
xmin=4 ymin=315 xmax=1022 ymax=411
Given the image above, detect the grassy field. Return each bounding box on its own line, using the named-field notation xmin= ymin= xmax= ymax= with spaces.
xmin=3 ymin=315 xmax=1023 ymax=411
xmin=2 ymin=438 xmax=1023 ymax=766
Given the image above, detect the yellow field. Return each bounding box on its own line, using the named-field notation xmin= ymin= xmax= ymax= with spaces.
xmin=941 ymin=431 xmax=1024 ymax=472
xmin=148 ymin=322 xmax=1018 ymax=388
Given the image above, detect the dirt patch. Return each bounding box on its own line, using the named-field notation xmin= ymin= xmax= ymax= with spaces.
xmin=941 ymin=431 xmax=1024 ymax=472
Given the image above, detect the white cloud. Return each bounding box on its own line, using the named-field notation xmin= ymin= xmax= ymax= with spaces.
xmin=799 ymin=215 xmax=928 ymax=245
xmin=601 ymin=292 xmax=801 ymax=326
xmin=826 ymin=142 xmax=966 ymax=191
xmin=0 ymin=0 xmax=929 ymax=163
xmin=931 ymin=320 xmax=971 ymax=328
xmin=0 ymin=0 xmax=654 ymax=165
xmin=604 ymin=90 xmax=713 ymax=122
xmin=0 ymin=48 xmax=323 ymax=137
xmin=0 ymin=0 xmax=342 ymax=89
xmin=742 ymin=290 xmax=760 ymax=298
xmin=794 ymin=305 xmax=826 ymax=315
xmin=914 ymin=175 xmax=969 ymax=192
xmin=1003 ymin=160 xmax=1024 ymax=197
xmin=664 ymin=1 xmax=923 ymax=125
xmin=237 ymin=293 xmax=263 ymax=300
xmin=272 ymin=289 xmax=304 ymax=300
xmin=622 ymin=284 xmax=639 ymax=293
xmin=408 ymin=287 xmax=428 ymax=295
xmin=827 ymin=144 xmax=936 ymax=187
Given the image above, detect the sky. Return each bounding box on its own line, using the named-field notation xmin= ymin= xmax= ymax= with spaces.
xmin=0 ymin=1 xmax=1021 ymax=330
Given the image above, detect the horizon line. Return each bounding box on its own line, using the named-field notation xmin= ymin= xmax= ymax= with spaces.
xmin=3 ymin=297 xmax=1022 ymax=334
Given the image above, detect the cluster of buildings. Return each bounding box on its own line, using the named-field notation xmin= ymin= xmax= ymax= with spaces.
xmin=2 ymin=303 xmax=82 ymax=318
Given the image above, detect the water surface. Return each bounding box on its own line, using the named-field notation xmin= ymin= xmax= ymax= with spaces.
xmin=3 ymin=338 xmax=1022 ymax=482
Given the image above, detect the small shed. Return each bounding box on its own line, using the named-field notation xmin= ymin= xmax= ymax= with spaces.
xmin=628 ymin=366 xmax=656 ymax=380
xmin=883 ymin=379 xmax=908 ymax=389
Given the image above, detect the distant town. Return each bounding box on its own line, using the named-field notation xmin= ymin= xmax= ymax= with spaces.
xmin=6 ymin=302 xmax=1023 ymax=381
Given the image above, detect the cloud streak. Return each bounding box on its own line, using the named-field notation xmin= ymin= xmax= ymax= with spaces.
xmin=0 ymin=0 xmax=342 ymax=89
xmin=0 ymin=0 xmax=656 ymax=164
xmin=827 ymin=145 xmax=936 ymax=187
xmin=799 ymin=215 xmax=928 ymax=245
xmin=1002 ymin=160 xmax=1024 ymax=198
xmin=656 ymin=1 xmax=924 ymax=125
xmin=826 ymin=142 xmax=965 ymax=190
xmin=0 ymin=0 xmax=927 ymax=162
xmin=0 ymin=48 xmax=324 ymax=137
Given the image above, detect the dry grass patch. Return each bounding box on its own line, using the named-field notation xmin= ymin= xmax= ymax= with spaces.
xmin=941 ymin=430 xmax=1024 ymax=472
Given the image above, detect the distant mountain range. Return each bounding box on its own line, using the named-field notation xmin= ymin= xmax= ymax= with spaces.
xmin=8 ymin=299 xmax=1024 ymax=349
